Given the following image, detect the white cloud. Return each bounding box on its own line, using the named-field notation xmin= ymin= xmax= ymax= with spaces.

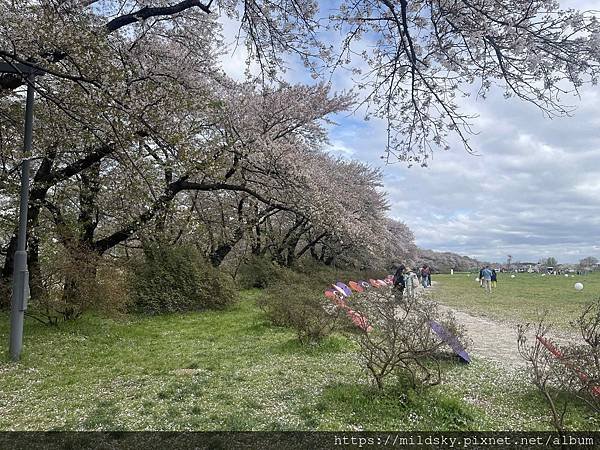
xmin=325 ymin=78 xmax=600 ymax=263
xmin=325 ymin=140 xmax=356 ymax=157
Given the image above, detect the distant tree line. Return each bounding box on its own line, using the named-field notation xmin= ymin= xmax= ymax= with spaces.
xmin=413 ymin=249 xmax=480 ymax=273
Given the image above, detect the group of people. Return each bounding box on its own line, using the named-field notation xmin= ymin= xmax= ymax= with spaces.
xmin=478 ymin=266 xmax=498 ymax=294
xmin=392 ymin=264 xmax=433 ymax=300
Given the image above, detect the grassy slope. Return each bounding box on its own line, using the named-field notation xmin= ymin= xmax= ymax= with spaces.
xmin=0 ymin=290 xmax=596 ymax=431
xmin=432 ymin=272 xmax=600 ymax=328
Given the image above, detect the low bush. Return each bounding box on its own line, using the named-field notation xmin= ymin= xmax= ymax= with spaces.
xmin=27 ymin=246 xmax=131 ymax=324
xmin=346 ymin=289 xmax=469 ymax=389
xmin=260 ymin=279 xmax=347 ymax=344
xmin=129 ymin=243 xmax=237 ymax=314
xmin=292 ymin=259 xmax=387 ymax=287
xmin=517 ymin=299 xmax=600 ymax=433
xmin=237 ymin=255 xmax=284 ymax=289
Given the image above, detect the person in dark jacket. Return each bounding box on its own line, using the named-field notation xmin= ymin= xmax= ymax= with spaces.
xmin=393 ymin=264 xmax=406 ymax=300
xmin=491 ymin=268 xmax=497 ymax=288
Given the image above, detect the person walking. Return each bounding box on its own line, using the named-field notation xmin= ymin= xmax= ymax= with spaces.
xmin=421 ymin=265 xmax=428 ymax=288
xmin=479 ymin=267 xmax=484 ymax=287
xmin=481 ymin=265 xmax=493 ymax=294
xmin=491 ymin=268 xmax=497 ymax=288
xmin=425 ymin=265 xmax=432 ymax=287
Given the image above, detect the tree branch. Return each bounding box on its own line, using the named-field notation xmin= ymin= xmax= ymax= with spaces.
xmin=47 ymin=144 xmax=115 ymax=185
xmin=105 ymin=0 xmax=212 ymax=32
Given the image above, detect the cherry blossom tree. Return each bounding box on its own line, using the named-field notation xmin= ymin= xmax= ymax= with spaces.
xmin=2 ymin=0 xmax=597 ymax=309
xmin=2 ymin=0 xmax=598 ymax=161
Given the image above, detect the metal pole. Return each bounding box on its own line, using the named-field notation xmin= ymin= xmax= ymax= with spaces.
xmin=9 ymin=76 xmax=34 ymax=361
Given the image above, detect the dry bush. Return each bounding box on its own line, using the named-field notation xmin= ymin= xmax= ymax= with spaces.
xmin=31 ymin=245 xmax=99 ymax=323
xmin=29 ymin=244 xmax=130 ymax=324
xmin=346 ymin=288 xmax=468 ymax=389
xmin=94 ymin=262 xmax=131 ymax=318
xmin=517 ymin=300 xmax=600 ymax=433
xmin=261 ymin=280 xmax=348 ymax=345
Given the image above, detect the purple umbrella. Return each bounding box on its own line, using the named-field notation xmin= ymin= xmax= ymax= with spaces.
xmin=429 ymin=320 xmax=471 ymax=363
xmin=335 ymin=281 xmax=352 ymax=297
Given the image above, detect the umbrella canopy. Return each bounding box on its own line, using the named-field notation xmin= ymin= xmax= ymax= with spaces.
xmin=429 ymin=321 xmax=471 ymax=363
xmin=348 ymin=281 xmax=364 ymax=292
xmin=358 ymin=280 xmax=371 ymax=289
xmin=324 ymin=289 xmax=347 ymax=308
xmin=368 ymin=279 xmax=380 ymax=287
xmin=335 ymin=281 xmax=353 ymax=297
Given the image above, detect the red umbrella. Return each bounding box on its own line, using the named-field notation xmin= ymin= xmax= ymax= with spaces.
xmin=348 ymin=281 xmax=364 ymax=292
xmin=536 ymin=335 xmax=600 ymax=397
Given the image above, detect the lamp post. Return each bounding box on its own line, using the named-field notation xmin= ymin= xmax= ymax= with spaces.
xmin=0 ymin=62 xmax=44 ymax=361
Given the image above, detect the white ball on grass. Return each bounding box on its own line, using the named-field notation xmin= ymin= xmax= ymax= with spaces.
xmin=475 ymin=277 xmax=480 ymax=282
xmin=511 ymin=275 xmax=516 ymax=278
xmin=574 ymin=282 xmax=584 ymax=291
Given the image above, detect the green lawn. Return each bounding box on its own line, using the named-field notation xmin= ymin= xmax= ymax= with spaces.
xmin=0 ymin=290 xmax=596 ymax=431
xmin=432 ymin=272 xmax=600 ymax=329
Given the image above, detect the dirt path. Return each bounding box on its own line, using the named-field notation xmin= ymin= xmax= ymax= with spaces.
xmin=415 ymin=281 xmax=578 ymax=367
xmin=436 ymin=302 xmax=525 ymax=367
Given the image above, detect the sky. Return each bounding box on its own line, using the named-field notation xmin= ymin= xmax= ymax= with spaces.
xmin=218 ymin=1 xmax=600 ymax=264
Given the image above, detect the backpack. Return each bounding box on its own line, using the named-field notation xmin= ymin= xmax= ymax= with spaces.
xmin=412 ymin=275 xmax=419 ymax=288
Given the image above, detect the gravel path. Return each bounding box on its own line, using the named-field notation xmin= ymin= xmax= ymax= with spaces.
xmin=419 ymin=282 xmax=575 ymax=368
xmin=436 ymin=302 xmax=525 ymax=367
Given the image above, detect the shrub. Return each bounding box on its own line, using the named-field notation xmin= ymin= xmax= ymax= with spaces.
xmin=346 ymin=289 xmax=468 ymax=389
xmin=292 ymin=259 xmax=386 ymax=287
xmin=27 ymin=245 xmax=131 ymax=324
xmin=94 ymin=264 xmax=132 ymax=318
xmin=129 ymin=243 xmax=237 ymax=314
xmin=29 ymin=244 xmax=100 ymax=323
xmin=237 ymin=255 xmax=284 ymax=289
xmin=261 ymin=280 xmax=346 ymax=344
xmin=517 ymin=299 xmax=600 ymax=433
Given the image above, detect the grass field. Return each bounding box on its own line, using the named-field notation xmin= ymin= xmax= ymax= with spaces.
xmin=0 ymin=289 xmax=597 ymax=431
xmin=432 ymin=271 xmax=600 ymax=329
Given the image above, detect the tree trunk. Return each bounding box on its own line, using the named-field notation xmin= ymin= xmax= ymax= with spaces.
xmin=0 ymin=236 xmax=17 ymax=307
xmin=209 ymin=243 xmax=233 ymax=267
xmin=61 ymin=163 xmax=102 ymax=310
xmin=1 ymin=154 xmax=55 ymax=308
xmin=284 ymin=236 xmax=301 ymax=267
xmin=78 ymin=163 xmax=101 ymax=247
